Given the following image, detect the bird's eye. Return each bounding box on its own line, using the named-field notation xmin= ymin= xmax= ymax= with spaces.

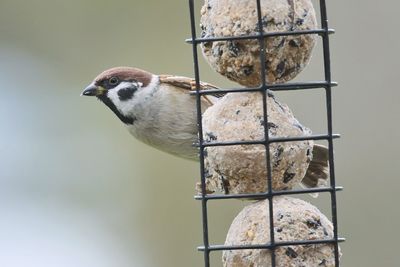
xmin=109 ymin=77 xmax=119 ymax=86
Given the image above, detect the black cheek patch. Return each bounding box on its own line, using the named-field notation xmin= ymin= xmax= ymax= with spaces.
xmin=118 ymin=86 xmax=137 ymax=101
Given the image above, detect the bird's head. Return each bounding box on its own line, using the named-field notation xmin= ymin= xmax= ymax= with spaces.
xmin=81 ymin=67 xmax=156 ymax=124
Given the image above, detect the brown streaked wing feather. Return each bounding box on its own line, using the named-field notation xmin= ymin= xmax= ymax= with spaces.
xmin=301 ymin=144 xmax=330 ymax=198
xmin=159 ymin=75 xmax=225 ymax=99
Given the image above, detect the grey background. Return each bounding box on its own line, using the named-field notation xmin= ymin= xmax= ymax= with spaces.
xmin=0 ymin=0 xmax=398 ymax=266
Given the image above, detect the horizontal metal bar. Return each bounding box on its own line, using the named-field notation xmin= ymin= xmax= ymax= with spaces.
xmin=194 ymin=186 xmax=343 ymax=200
xmin=270 ymin=81 xmax=338 ymax=91
xmin=189 ymin=81 xmax=338 ymax=96
xmin=200 ymin=134 xmax=340 ymax=148
xmin=191 ymin=86 xmax=263 ymax=95
xmin=198 ymin=237 xmax=345 ymax=251
xmin=270 ymin=134 xmax=340 ymax=143
xmin=201 ymin=140 xmax=265 ymax=147
xmin=186 ymin=29 xmax=335 ymax=44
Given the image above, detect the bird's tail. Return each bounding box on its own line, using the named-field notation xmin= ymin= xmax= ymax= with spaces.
xmin=301 ymin=144 xmax=330 ymax=197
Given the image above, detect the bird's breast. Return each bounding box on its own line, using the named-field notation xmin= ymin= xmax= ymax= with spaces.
xmin=125 ymin=92 xmax=200 ymax=160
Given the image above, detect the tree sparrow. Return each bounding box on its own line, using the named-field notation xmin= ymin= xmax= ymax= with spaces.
xmin=81 ymin=67 xmax=328 ymax=189
xmin=81 ymin=67 xmax=216 ymax=160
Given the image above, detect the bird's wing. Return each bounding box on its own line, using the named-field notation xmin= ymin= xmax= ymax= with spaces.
xmin=159 ymin=75 xmax=225 ymax=105
xmin=301 ymin=144 xmax=330 ymax=198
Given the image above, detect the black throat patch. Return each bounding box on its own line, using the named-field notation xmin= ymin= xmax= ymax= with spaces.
xmin=97 ymin=95 xmax=136 ymax=125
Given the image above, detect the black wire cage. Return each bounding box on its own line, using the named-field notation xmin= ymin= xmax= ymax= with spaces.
xmin=186 ymin=0 xmax=345 ymax=266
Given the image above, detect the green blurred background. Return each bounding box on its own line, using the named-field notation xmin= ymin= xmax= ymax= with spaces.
xmin=0 ymin=0 xmax=398 ymax=266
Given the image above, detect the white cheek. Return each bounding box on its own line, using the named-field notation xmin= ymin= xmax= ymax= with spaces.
xmin=107 ymin=75 xmax=159 ymax=118
xmin=107 ymin=82 xmax=138 ymax=116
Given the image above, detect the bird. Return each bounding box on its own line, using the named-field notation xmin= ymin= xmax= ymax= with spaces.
xmin=81 ymin=66 xmax=217 ymax=160
xmin=81 ymin=66 xmax=329 ymax=189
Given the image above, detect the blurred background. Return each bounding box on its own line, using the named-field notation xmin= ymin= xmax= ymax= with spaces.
xmin=0 ymin=0 xmax=398 ymax=266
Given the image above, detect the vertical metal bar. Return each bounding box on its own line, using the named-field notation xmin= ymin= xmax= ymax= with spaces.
xmin=255 ymin=0 xmax=276 ymax=266
xmin=188 ymin=0 xmax=211 ymax=266
xmin=319 ymin=0 xmax=340 ymax=266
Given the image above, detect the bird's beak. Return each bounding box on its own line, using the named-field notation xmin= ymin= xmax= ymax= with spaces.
xmin=81 ymin=84 xmax=106 ymax=96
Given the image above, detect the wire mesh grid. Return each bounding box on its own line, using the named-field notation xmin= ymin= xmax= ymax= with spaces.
xmin=186 ymin=0 xmax=344 ymax=266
